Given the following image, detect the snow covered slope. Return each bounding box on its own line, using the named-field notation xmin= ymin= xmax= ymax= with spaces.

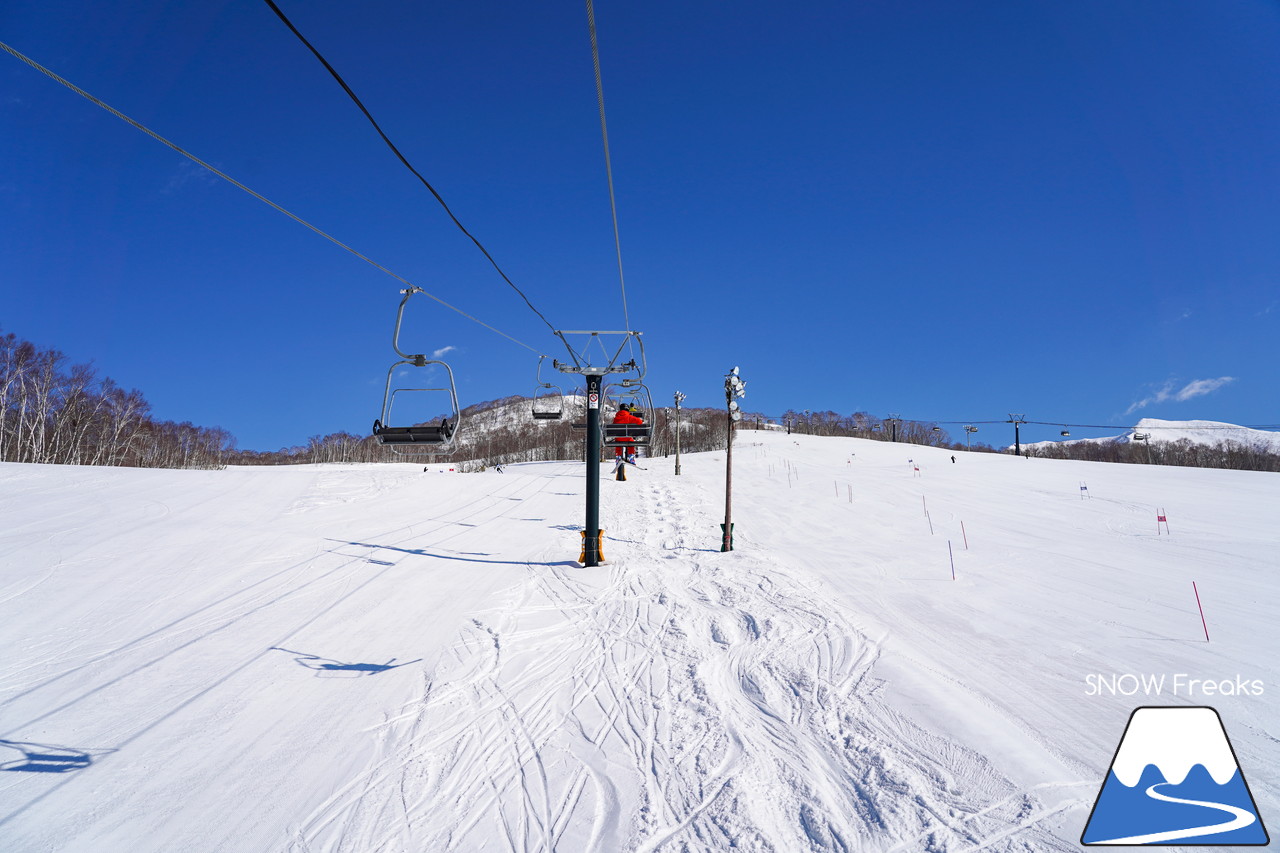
xmin=1 ymin=433 xmax=1276 ymax=851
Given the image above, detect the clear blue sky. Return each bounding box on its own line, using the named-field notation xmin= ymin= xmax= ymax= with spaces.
xmin=3 ymin=1 xmax=1279 ymax=451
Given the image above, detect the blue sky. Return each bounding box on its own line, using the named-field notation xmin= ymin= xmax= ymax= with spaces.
xmin=3 ymin=0 xmax=1278 ymax=451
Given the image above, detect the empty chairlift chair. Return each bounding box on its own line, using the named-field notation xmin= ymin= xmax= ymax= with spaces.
xmin=531 ymin=355 xmax=565 ymax=420
xmin=371 ymin=287 xmax=462 ymax=456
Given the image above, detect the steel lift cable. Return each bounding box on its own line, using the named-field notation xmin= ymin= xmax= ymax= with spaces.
xmin=585 ymin=0 xmax=634 ymax=343
xmin=263 ymin=0 xmax=561 ymax=339
xmin=0 ymin=39 xmax=541 ymax=355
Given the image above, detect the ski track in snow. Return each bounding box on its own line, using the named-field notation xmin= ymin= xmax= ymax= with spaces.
xmin=290 ymin=480 xmax=1073 ymax=852
xmin=9 ymin=432 xmax=1275 ymax=852
xmin=0 ymin=466 xmax=560 ymax=838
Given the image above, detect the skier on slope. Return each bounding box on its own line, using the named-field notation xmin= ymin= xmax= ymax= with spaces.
xmin=611 ymin=404 xmax=644 ymax=480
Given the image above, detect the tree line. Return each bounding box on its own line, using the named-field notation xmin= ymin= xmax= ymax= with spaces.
xmin=6 ymin=328 xmax=1277 ymax=473
xmin=1 ymin=330 xmax=233 ymax=469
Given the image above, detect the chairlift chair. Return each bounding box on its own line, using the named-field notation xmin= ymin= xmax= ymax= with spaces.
xmin=531 ymin=355 xmax=565 ymax=420
xmin=602 ymin=380 xmax=655 ymax=447
xmin=1060 ymin=427 xmax=1071 ymax=437
xmin=371 ymin=288 xmax=462 ymax=455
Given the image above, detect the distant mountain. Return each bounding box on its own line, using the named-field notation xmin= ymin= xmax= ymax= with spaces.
xmin=1023 ymin=418 xmax=1280 ymax=453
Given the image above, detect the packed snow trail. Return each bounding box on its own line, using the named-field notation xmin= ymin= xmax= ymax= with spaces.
xmin=3 ymin=430 xmax=1276 ymax=851
xmin=290 ymin=478 xmax=1075 ymax=852
xmin=0 ymin=462 xmax=584 ymax=851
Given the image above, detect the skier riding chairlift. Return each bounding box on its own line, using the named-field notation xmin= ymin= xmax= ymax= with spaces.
xmin=612 ymin=404 xmax=644 ymax=466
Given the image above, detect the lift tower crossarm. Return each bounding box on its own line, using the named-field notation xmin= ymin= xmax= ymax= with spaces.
xmin=552 ymin=330 xmax=646 ymax=379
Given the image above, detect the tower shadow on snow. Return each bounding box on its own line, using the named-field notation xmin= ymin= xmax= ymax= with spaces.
xmin=333 ymin=539 xmax=578 ymax=568
xmin=271 ymin=648 xmax=423 ymax=678
xmin=0 ymin=739 xmax=112 ymax=773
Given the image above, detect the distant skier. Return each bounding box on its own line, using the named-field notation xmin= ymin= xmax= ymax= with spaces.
xmin=951 ymin=456 xmax=956 ymax=463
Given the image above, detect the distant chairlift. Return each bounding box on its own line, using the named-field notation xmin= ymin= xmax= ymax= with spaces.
xmin=531 ymin=355 xmax=565 ymax=420
xmin=371 ymin=287 xmax=461 ymax=455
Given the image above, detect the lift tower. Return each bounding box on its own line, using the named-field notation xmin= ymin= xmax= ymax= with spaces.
xmin=554 ymin=331 xmax=645 ymax=567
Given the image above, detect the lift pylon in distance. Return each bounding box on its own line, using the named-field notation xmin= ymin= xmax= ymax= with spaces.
xmin=372 ymin=287 xmax=462 ymax=456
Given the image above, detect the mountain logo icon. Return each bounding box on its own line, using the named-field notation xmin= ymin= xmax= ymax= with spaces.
xmin=1082 ymin=706 xmax=1269 ymax=845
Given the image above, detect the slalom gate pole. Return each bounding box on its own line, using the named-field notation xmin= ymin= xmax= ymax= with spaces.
xmin=1193 ymin=581 xmax=1209 ymax=642
xmin=949 ymin=540 xmax=955 ymax=580
xmin=961 ymin=520 xmax=969 ymax=550
xmin=926 ymin=511 xmax=934 ymax=535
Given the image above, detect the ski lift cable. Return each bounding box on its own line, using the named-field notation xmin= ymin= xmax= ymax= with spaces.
xmin=0 ymin=39 xmax=543 ymax=356
xmin=262 ymin=0 xmax=561 ymax=339
xmin=585 ymin=0 xmax=635 ymax=352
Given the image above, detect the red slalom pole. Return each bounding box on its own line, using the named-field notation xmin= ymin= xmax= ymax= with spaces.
xmin=1193 ymin=581 xmax=1209 ymax=642
xmin=961 ymin=520 xmax=969 ymax=550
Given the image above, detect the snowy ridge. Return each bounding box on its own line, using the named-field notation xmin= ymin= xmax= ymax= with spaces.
xmin=1110 ymin=707 xmax=1240 ymax=787
xmin=1024 ymin=418 xmax=1280 ymax=452
xmin=1125 ymin=418 xmax=1280 ymax=451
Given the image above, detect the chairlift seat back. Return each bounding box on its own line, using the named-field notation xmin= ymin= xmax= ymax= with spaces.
xmin=604 ymin=422 xmax=651 ymax=445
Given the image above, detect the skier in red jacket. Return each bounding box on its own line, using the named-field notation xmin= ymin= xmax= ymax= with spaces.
xmin=611 ymin=405 xmax=644 ymax=478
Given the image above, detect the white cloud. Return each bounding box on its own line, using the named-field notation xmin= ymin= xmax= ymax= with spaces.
xmin=1125 ymin=377 xmax=1236 ymax=415
xmin=161 ymin=160 xmax=218 ymax=194
xmin=432 ymin=345 xmax=456 ymax=359
xmin=1173 ymin=377 xmax=1235 ymax=401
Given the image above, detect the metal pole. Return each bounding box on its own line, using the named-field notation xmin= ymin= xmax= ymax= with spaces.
xmin=584 ymin=373 xmax=602 ymax=566
xmin=722 ymin=410 xmax=734 ymax=551
xmin=1007 ymin=414 xmax=1026 ymax=456
xmin=674 ymin=391 xmax=684 ymax=475
xmin=722 ymin=369 xmax=744 ymax=550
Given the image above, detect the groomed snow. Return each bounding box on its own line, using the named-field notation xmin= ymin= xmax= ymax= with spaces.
xmin=1 ymin=432 xmax=1276 ymax=851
